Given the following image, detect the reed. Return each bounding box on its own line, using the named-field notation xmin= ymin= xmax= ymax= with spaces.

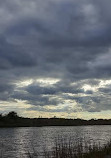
xmin=28 ymin=138 xmax=111 ymax=158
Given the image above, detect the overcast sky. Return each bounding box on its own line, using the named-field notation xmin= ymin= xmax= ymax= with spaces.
xmin=0 ymin=0 xmax=111 ymax=119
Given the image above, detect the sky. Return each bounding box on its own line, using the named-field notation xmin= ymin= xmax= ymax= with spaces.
xmin=0 ymin=0 xmax=111 ymax=119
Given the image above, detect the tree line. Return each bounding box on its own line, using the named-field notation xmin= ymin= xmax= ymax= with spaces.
xmin=0 ymin=111 xmax=111 ymax=127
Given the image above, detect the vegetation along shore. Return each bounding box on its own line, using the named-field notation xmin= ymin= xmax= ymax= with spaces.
xmin=28 ymin=137 xmax=111 ymax=158
xmin=1 ymin=111 xmax=111 ymax=127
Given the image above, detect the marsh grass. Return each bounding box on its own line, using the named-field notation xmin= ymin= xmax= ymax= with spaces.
xmin=28 ymin=138 xmax=111 ymax=158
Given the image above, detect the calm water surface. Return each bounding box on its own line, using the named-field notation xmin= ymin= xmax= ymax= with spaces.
xmin=0 ymin=126 xmax=111 ymax=157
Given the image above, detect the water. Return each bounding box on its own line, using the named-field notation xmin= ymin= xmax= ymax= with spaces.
xmin=0 ymin=125 xmax=111 ymax=157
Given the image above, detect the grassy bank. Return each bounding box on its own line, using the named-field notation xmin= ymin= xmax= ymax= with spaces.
xmin=28 ymin=138 xmax=111 ymax=158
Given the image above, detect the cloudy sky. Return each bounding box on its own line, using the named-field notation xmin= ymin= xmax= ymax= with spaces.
xmin=0 ymin=0 xmax=111 ymax=119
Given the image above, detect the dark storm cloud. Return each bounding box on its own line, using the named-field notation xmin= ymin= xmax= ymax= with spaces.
xmin=8 ymin=80 xmax=94 ymax=112
xmin=0 ymin=84 xmax=13 ymax=93
xmin=1 ymin=0 xmax=111 ymax=114
xmin=7 ymin=18 xmax=50 ymax=36
xmin=0 ymin=36 xmax=37 ymax=69
xmin=0 ymin=82 xmax=15 ymax=101
xmin=24 ymin=80 xmax=93 ymax=96
xmin=11 ymin=90 xmax=62 ymax=106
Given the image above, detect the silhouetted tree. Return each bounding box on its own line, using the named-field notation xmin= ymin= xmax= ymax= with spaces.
xmin=0 ymin=113 xmax=2 ymax=120
xmin=7 ymin=111 xmax=18 ymax=119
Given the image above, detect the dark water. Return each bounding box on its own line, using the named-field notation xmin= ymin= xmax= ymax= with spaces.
xmin=0 ymin=126 xmax=111 ymax=157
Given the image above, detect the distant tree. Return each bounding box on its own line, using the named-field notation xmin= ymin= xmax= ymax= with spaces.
xmin=0 ymin=113 xmax=2 ymax=120
xmin=7 ymin=111 xmax=18 ymax=119
xmin=0 ymin=113 xmax=2 ymax=117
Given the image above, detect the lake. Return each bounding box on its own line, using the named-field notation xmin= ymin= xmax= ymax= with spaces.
xmin=0 ymin=125 xmax=111 ymax=158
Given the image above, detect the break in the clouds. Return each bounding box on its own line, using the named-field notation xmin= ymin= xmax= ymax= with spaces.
xmin=0 ymin=0 xmax=111 ymax=119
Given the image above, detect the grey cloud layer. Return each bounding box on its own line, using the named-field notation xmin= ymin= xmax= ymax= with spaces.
xmin=0 ymin=0 xmax=111 ymax=114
